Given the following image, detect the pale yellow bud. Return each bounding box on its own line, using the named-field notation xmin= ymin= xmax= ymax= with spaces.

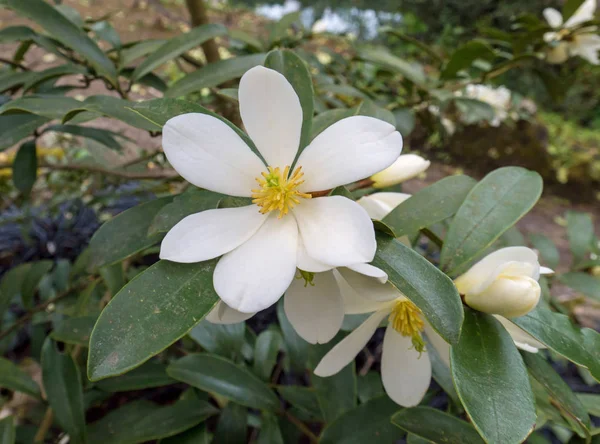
xmin=545 ymin=42 xmax=570 ymax=64
xmin=371 ymin=154 xmax=430 ymax=188
xmin=464 ymin=275 xmax=541 ymax=318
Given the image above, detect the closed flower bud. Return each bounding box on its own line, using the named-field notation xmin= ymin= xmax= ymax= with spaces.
xmin=464 ymin=275 xmax=541 ymax=318
xmin=371 ymin=154 xmax=430 ymax=188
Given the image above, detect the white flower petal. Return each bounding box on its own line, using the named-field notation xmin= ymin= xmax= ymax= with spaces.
xmin=371 ymin=154 xmax=431 ymax=188
xmin=160 ymin=206 xmax=267 ymax=263
xmin=238 ymin=66 xmax=302 ymax=167
xmin=337 ymin=267 xmax=400 ymax=303
xmin=293 ymin=196 xmax=376 ymax=267
xmin=163 ymin=113 xmax=265 ymax=196
xmin=495 ymin=316 xmax=546 ymax=352
xmin=296 ymin=237 xmax=334 ymax=272
xmin=540 ymin=266 xmax=555 ymax=275
xmin=206 ymin=300 xmax=255 ymax=324
xmin=381 ymin=325 xmax=431 ymax=407
xmin=213 ymin=214 xmax=298 ymax=313
xmin=357 ymin=192 xmax=411 ymax=220
xmin=543 ymin=7 xmax=563 ymax=28
xmin=572 ymin=33 xmax=600 ymax=64
xmin=424 ymin=323 xmax=450 ymax=368
xmin=334 ymin=270 xmax=395 ymax=315
xmin=297 ymin=116 xmax=403 ymax=192
xmin=284 ymin=271 xmax=344 ymax=344
xmin=565 ymin=0 xmax=596 ymax=28
xmin=314 ymin=308 xmax=390 ymax=377
xmin=346 ymin=263 xmax=388 ymax=283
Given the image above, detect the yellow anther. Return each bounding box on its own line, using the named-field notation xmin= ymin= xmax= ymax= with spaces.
xmin=389 ymin=300 xmax=426 ymax=354
xmin=251 ymin=165 xmax=311 ymax=218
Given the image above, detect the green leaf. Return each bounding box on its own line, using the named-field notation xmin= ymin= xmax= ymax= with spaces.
xmin=392 ymin=107 xmax=416 ymax=136
xmin=559 ymin=272 xmax=600 ymax=301
xmin=51 ymin=316 xmax=96 ymax=346
xmin=0 ymin=417 xmax=15 ymax=444
xmin=357 ymin=99 xmax=396 ymax=126
xmin=0 ymin=25 xmax=36 ymax=42
xmin=0 ymin=0 xmax=117 ymax=85
xmin=311 ymin=108 xmax=356 ymax=140
xmin=392 ymin=407 xmax=484 ymax=443
xmin=265 ymin=49 xmax=314 ymax=153
xmin=452 ymin=98 xmax=496 ymax=125
xmin=229 ymin=29 xmax=264 ymax=52
xmin=87 ymin=395 xmax=217 ymax=444
xmin=529 ymin=234 xmax=560 ymax=269
xmin=441 ymin=41 xmax=496 ymax=79
xmin=320 ymin=396 xmax=404 ymax=444
xmin=276 ymin=386 xmax=322 ymax=419
xmin=372 ymin=234 xmax=463 ymax=344
xmin=0 ymin=357 xmax=42 ymax=399
xmin=523 ymin=352 xmax=590 ymax=437
xmin=253 ymin=328 xmax=282 ymax=381
xmin=357 ymin=372 xmax=384 ymax=403
xmin=213 ymin=404 xmax=247 ymax=444
xmin=160 ymin=424 xmax=210 ymax=444
xmin=0 ymin=264 xmax=31 ymax=319
xmin=257 ymin=413 xmax=284 ymax=444
xmin=166 ymin=53 xmax=266 ymax=98
xmin=566 ymin=211 xmax=594 ymax=264
xmin=441 ymin=167 xmax=543 ymax=275
xmin=99 ymin=263 xmax=125 ymax=297
xmin=577 ymin=393 xmax=600 ymax=417
xmin=0 ymin=71 xmax=37 ymax=94
xmin=21 ymin=64 xmax=88 ymax=93
xmin=148 ymin=188 xmax=223 ymax=236
xmin=383 ymin=175 xmax=476 ymax=237
xmin=563 ymin=0 xmax=587 ymax=22
xmin=357 ymin=47 xmax=426 ymax=86
xmin=451 ymin=309 xmax=535 ymax=443
xmin=269 ymin=10 xmax=301 ymax=43
xmin=131 ymin=24 xmax=226 ymax=82
xmin=188 ymin=321 xmax=245 ymax=360
xmin=0 ymin=113 xmax=49 ymax=152
xmin=41 ymin=338 xmax=87 ymax=444
xmin=511 ymin=308 xmax=600 ymax=382
xmin=167 ymin=354 xmax=280 ymax=410
xmin=88 ymin=260 xmax=219 ymax=381
xmin=120 ymin=39 xmax=166 ymax=66
xmin=12 ymin=140 xmax=37 ymax=196
xmin=46 ymin=124 xmax=125 ymax=151
xmin=20 ymin=260 xmax=53 ymax=308
xmin=276 ymin=299 xmax=309 ymax=373
xmin=95 ymin=360 xmax=176 ymax=392
xmin=87 ymin=197 xmax=173 ymax=270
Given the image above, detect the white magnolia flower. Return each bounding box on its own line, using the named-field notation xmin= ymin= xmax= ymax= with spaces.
xmin=356 ymin=192 xmax=411 ymax=220
xmin=370 ymin=154 xmax=431 ymax=189
xmin=543 ymin=0 xmax=600 ymax=64
xmin=458 ymin=84 xmax=512 ymax=127
xmin=454 ymin=246 xmax=554 ymax=352
xmin=159 ymin=66 xmax=402 ymax=313
xmin=314 ymin=271 xmax=449 ymax=407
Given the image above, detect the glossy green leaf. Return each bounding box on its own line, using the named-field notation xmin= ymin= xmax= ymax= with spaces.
xmin=357 ymin=99 xmax=395 ymax=126
xmin=265 ymin=49 xmax=314 ymax=153
xmin=523 ymin=352 xmax=590 ymax=436
xmin=0 ymin=71 xmax=37 ymax=94
xmin=88 ymin=260 xmax=219 ymax=380
xmin=0 ymin=357 xmax=42 ymax=399
xmin=320 ymin=396 xmax=404 ymax=444
xmin=441 ymin=41 xmax=496 ymax=79
xmin=167 ymin=353 xmax=280 ymax=410
xmin=253 ymin=329 xmax=282 ymax=381
xmin=21 ymin=65 xmax=88 ymax=93
xmin=95 ymin=360 xmax=176 ymax=392
xmin=269 ymin=10 xmax=301 ymax=43
xmin=87 ymin=197 xmax=173 ymax=270
xmin=213 ymin=404 xmax=247 ymax=444
xmin=0 ymin=417 xmax=15 ymax=444
xmin=229 ymin=29 xmax=264 ymax=52
xmin=383 ymin=175 xmax=476 ymax=237
xmin=21 ymin=260 xmax=53 ymax=308
xmin=511 ymin=307 xmax=600 ymax=382
xmin=392 ymin=407 xmax=484 ymax=443
xmin=0 ymin=264 xmax=31 ymax=318
xmin=0 ymin=113 xmax=49 ymax=152
xmin=100 ymin=263 xmax=125 ymax=297
xmin=529 ymin=234 xmax=560 ymax=269
xmin=577 ymin=393 xmax=600 ymax=417
xmin=276 ymin=386 xmax=322 ymax=420
xmin=120 ymin=39 xmax=166 ymax=66
xmin=358 ymin=47 xmax=426 ymax=86
xmin=276 ymin=299 xmax=309 ymax=373
xmin=188 ymin=321 xmax=245 ymax=360
xmin=566 ymin=211 xmax=595 ymax=264
xmin=257 ymin=413 xmax=284 ymax=444
xmin=357 ymin=372 xmax=384 ymax=403
xmin=441 ymin=167 xmax=543 ymax=275
xmin=148 ymin=188 xmax=223 ymax=236
xmin=0 ymin=25 xmax=36 ymax=42
xmin=0 ymin=0 xmax=117 ymax=84
xmin=51 ymin=316 xmax=96 ymax=346
xmin=12 ymin=140 xmax=37 ymax=195
xmin=373 ymin=234 xmax=463 ymax=344
xmin=166 ymin=53 xmax=266 ymax=98
xmin=41 ymin=339 xmax=87 ymax=444
xmin=160 ymin=424 xmax=210 ymax=444
xmin=131 ymin=24 xmax=226 ymax=81
xmin=46 ymin=124 xmax=125 ymax=151
xmin=451 ymin=309 xmax=535 ymax=443
xmin=90 ymin=21 xmax=121 ymax=49
xmin=311 ymin=108 xmax=356 ymax=140
xmin=87 ymin=394 xmax=217 ymax=444
xmin=559 ymin=272 xmax=600 ymax=301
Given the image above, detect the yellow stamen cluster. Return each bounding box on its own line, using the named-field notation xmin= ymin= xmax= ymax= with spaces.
xmin=251 ymin=166 xmax=311 ymax=218
xmin=389 ymin=300 xmax=426 ymax=354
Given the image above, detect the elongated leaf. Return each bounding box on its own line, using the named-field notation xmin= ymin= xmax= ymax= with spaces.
xmin=213 ymin=404 xmax=247 ymax=444
xmin=563 ymin=0 xmax=587 ymax=22
xmin=373 ymin=234 xmax=463 ymax=344
xmin=21 ymin=260 xmax=53 ymax=308
xmin=559 ymin=272 xmax=600 ymax=301
xmin=257 ymin=413 xmax=283 ymax=444
xmin=95 ymin=360 xmax=175 ymax=392
xmin=12 ymin=140 xmax=37 ymax=195
xmin=166 ymin=53 xmax=266 ymax=98
xmin=0 ymin=357 xmax=42 ymax=399
xmin=0 ymin=0 xmax=117 ymax=84
xmin=0 ymin=25 xmax=36 ymax=42
xmin=523 ymin=352 xmax=590 ymax=436
xmin=253 ymin=328 xmax=282 ymax=381
xmin=87 ymin=197 xmax=173 ymax=270
xmin=88 ymin=260 xmax=219 ymax=380
xmin=529 ymin=234 xmax=560 ymax=269
xmin=167 ymin=354 xmax=280 ymax=410
xmin=357 ymin=47 xmax=426 ymax=86
xmin=51 ymin=316 xmax=96 ymax=346
xmin=441 ymin=167 xmax=543 ymax=275
xmin=311 ymin=108 xmax=356 ymax=140
xmin=22 ymin=64 xmax=88 ymax=93
xmin=392 ymin=407 xmax=484 ymax=443
xmin=265 ymin=49 xmax=313 ymax=153
xmin=383 ymin=175 xmax=476 ymax=236
xmin=441 ymin=41 xmax=496 ymax=79
xmin=577 ymin=393 xmax=600 ymax=417
xmin=276 ymin=386 xmax=322 ymax=419
xmin=269 ymin=10 xmax=301 ymax=43
xmin=87 ymin=395 xmax=217 ymax=444
xmin=120 ymin=39 xmax=166 ymax=66
xmin=0 ymin=71 xmax=37 ymax=94
xmin=566 ymin=211 xmax=595 ymax=264
xmin=276 ymin=299 xmax=309 ymax=373
xmin=0 ymin=417 xmax=15 ymax=444
xmin=160 ymin=424 xmax=210 ymax=444
xmin=132 ymin=24 xmax=226 ymax=81
xmin=188 ymin=321 xmax=245 ymax=360
xmin=451 ymin=309 xmax=535 ymax=443
xmin=0 ymin=113 xmax=49 ymax=152
xmin=320 ymin=396 xmax=404 ymax=444
xmin=41 ymin=339 xmax=87 ymax=444
xmin=0 ymin=264 xmax=31 ymax=320
xmin=46 ymin=124 xmax=125 ymax=151
xmin=511 ymin=308 xmax=600 ymax=382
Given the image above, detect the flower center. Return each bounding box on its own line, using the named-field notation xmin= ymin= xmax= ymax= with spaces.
xmin=389 ymin=300 xmax=426 ymax=354
xmin=251 ymin=166 xmax=311 ymax=218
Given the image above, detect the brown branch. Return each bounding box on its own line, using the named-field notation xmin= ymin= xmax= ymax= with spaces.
xmin=281 ymin=410 xmax=319 ymax=444
xmin=0 ymin=162 xmax=178 ymax=180
xmin=33 ymin=408 xmax=54 ymax=443
xmin=185 ymin=0 xmax=221 ymax=64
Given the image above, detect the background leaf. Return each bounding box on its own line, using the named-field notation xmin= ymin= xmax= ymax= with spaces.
xmin=566 ymin=211 xmax=595 ymax=264
xmin=213 ymin=404 xmax=247 ymax=444
xmin=392 ymin=407 xmax=484 ymax=443
xmin=0 ymin=357 xmax=42 ymax=399
xmin=0 ymin=417 xmax=15 ymax=444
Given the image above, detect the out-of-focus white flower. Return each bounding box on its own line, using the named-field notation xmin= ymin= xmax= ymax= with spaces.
xmin=313 ymin=270 xmax=449 ymax=407
xmin=312 ymin=19 xmax=328 ymax=34
xmin=543 ymin=0 xmax=600 ymax=64
xmin=370 ymin=154 xmax=430 ymax=188
xmin=458 ymin=84 xmax=512 ymax=127
xmin=357 ymin=192 xmax=411 ymax=220
xmin=160 ymin=66 xmax=402 ymax=313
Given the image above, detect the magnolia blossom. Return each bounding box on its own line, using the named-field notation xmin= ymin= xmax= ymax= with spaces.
xmin=159 ymin=66 xmax=402 ymax=313
xmin=370 ymin=154 xmax=431 ymax=189
xmin=314 ymin=271 xmax=449 ymax=407
xmin=543 ymin=0 xmax=600 ymax=64
xmin=455 ymin=246 xmax=553 ymax=352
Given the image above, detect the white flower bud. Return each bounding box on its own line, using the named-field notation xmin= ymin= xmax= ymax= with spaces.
xmin=371 ymin=154 xmax=430 ymax=188
xmin=464 ymin=275 xmax=541 ymax=318
xmin=545 ymin=42 xmax=570 ymax=64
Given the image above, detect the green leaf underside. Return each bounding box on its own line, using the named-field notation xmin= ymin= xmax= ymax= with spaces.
xmin=392 ymin=407 xmax=484 ymax=443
